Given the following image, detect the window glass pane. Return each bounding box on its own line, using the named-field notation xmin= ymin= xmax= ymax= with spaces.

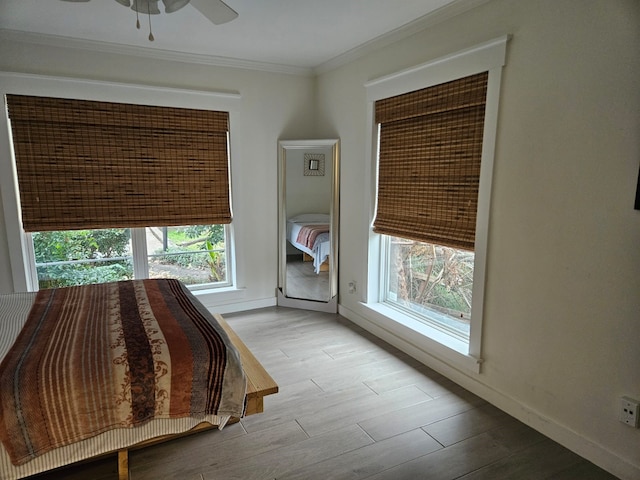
xmin=385 ymin=236 xmax=473 ymax=339
xmin=31 ymin=226 xmax=229 ymax=290
xmin=147 ymin=225 xmax=228 ymax=287
xmin=33 ymin=229 xmax=133 ymax=289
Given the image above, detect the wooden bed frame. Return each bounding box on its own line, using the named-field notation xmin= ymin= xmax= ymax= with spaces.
xmin=115 ymin=313 xmax=278 ymax=480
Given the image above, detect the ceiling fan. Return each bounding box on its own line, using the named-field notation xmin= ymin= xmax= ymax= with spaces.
xmin=60 ymin=0 xmax=238 ymax=40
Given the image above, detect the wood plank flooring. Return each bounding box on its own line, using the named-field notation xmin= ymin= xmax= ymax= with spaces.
xmin=284 ymin=257 xmax=330 ymax=302
xmin=29 ymin=307 xmax=619 ymax=480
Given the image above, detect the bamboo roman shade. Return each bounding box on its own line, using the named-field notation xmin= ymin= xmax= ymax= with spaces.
xmin=5 ymin=94 xmax=232 ymax=232
xmin=373 ymin=71 xmax=489 ymax=251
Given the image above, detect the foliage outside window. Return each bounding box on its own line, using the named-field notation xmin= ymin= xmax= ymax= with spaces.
xmin=33 ymin=225 xmax=228 ymax=290
xmin=33 ymin=229 xmax=133 ymax=289
xmin=148 ymin=225 xmax=228 ymax=287
xmin=385 ymin=237 xmax=473 ymax=340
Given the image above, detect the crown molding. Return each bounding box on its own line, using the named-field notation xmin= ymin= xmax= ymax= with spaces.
xmin=314 ymin=0 xmax=493 ymax=75
xmin=2 ymin=0 xmax=490 ymax=78
xmin=0 ymin=28 xmax=314 ymax=77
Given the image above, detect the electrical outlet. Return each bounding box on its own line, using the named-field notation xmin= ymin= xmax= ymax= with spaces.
xmin=348 ymin=281 xmax=356 ymax=294
xmin=620 ymin=396 xmax=639 ymax=427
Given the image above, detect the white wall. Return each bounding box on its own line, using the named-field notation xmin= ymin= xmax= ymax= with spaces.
xmin=0 ymin=38 xmax=317 ymax=310
xmin=317 ymin=0 xmax=640 ymax=478
xmin=284 ymin=147 xmax=333 ymax=219
xmin=284 ymin=147 xmax=333 ymax=256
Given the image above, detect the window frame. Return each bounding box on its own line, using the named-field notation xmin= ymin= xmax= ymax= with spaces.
xmin=0 ymin=72 xmax=242 ymax=300
xmin=363 ymin=36 xmax=508 ymax=373
xmin=24 ymin=225 xmax=233 ymax=291
xmin=381 ymin=236 xmax=474 ymax=342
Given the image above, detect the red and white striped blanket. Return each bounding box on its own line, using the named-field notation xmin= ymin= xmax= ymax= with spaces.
xmin=0 ymin=279 xmax=246 ymax=466
xmin=295 ymin=224 xmax=330 ymax=250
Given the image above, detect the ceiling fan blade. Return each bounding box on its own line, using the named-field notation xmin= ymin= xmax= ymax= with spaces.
xmin=190 ymin=0 xmax=238 ymax=25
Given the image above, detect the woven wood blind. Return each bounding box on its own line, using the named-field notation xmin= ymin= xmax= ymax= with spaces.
xmin=373 ymin=71 xmax=488 ymax=251
xmin=6 ymin=94 xmax=232 ymax=232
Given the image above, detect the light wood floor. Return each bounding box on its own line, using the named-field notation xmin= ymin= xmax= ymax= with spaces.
xmin=285 ymin=257 xmax=330 ymax=302
xmin=30 ymin=307 xmax=618 ymax=480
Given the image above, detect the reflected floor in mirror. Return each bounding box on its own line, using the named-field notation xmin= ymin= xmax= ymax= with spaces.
xmin=285 ymin=256 xmax=330 ymax=302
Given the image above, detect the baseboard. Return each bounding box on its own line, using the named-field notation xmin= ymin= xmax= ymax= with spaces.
xmin=338 ymin=303 xmax=640 ymax=480
xmin=203 ymin=296 xmax=277 ymax=315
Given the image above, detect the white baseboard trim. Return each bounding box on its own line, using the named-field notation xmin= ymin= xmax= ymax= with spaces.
xmin=203 ymin=296 xmax=277 ymax=315
xmin=338 ymin=304 xmax=639 ymax=480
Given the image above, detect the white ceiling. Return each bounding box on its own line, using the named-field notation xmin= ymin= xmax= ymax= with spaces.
xmin=0 ymin=0 xmax=480 ymax=74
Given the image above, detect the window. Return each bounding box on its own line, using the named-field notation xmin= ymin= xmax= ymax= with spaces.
xmin=374 ymin=70 xmax=488 ymax=344
xmin=30 ymin=225 xmax=230 ymax=290
xmin=364 ymin=37 xmax=508 ymax=371
xmin=384 ymin=237 xmax=473 ymax=341
xmin=1 ymin=80 xmax=240 ymax=294
xmin=31 ymin=228 xmax=133 ymax=289
xmin=145 ymin=225 xmax=229 ymax=289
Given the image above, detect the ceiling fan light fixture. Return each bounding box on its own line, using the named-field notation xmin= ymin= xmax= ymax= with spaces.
xmin=60 ymin=0 xmax=239 ymax=42
xmin=162 ymin=0 xmax=190 ymax=14
xmin=131 ymin=0 xmax=161 ymax=15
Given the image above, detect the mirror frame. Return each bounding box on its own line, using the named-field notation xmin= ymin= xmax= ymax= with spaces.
xmin=277 ymin=139 xmax=340 ymax=312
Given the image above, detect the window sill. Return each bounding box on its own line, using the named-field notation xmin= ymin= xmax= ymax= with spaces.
xmin=190 ymin=284 xmax=239 ymax=297
xmin=360 ymin=301 xmax=482 ymax=374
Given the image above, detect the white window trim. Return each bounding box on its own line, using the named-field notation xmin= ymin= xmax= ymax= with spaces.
xmin=0 ymin=72 xmax=243 ymax=304
xmin=362 ymin=36 xmax=509 ymax=374
xmin=131 ymin=228 xmax=150 ymax=280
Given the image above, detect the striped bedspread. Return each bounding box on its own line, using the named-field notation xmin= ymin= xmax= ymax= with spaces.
xmin=0 ymin=279 xmax=246 ymax=466
xmin=296 ymin=224 xmax=330 ymax=250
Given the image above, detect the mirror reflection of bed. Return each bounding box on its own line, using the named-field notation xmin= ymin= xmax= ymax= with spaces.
xmin=278 ymin=139 xmax=339 ymax=312
xmin=286 ymin=213 xmax=331 ymax=302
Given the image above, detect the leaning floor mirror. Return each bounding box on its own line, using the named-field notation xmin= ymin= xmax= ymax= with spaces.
xmin=277 ymin=139 xmax=339 ymax=313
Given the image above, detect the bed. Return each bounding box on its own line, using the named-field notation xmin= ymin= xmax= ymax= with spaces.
xmin=0 ymin=279 xmax=278 ymax=480
xmin=286 ymin=213 xmax=331 ymax=274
